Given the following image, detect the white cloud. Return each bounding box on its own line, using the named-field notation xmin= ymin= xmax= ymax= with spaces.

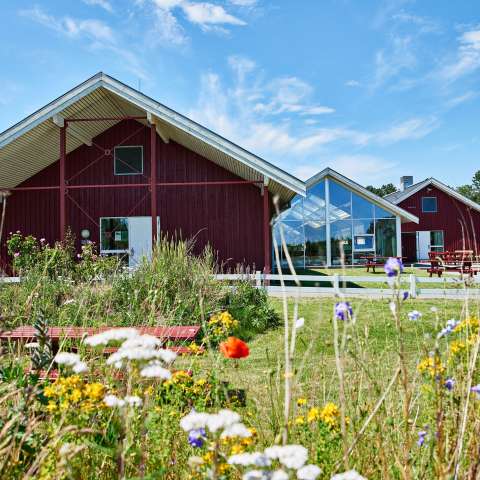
xmin=187 ymin=57 xmax=436 ymax=178
xmin=446 ymin=91 xmax=477 ymax=108
xmin=375 ymin=116 xmax=439 ymax=144
xmin=293 ymin=155 xmax=397 ymax=184
xmin=372 ymin=35 xmax=416 ymax=89
xmin=182 ymin=3 xmax=246 ymax=25
xmin=82 ymin=0 xmax=113 ymax=13
xmin=229 ymin=0 xmax=257 ymax=5
xmin=440 ymin=29 xmax=480 ymax=81
xmin=345 ymin=80 xmax=360 ymax=87
xmin=391 ymin=12 xmax=440 ymax=34
xmin=20 ymin=6 xmax=115 ymax=42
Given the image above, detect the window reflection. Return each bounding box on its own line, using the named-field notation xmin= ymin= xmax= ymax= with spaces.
xmin=272 ymin=177 xmax=399 ymax=268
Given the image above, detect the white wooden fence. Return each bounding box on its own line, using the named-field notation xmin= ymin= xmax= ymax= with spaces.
xmin=2 ymin=272 xmax=479 ymax=300
xmin=214 ymin=272 xmax=480 ymax=300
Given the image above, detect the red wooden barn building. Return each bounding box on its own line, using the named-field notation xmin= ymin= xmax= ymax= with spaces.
xmin=0 ymin=73 xmax=305 ymax=272
xmin=385 ymin=176 xmax=480 ymax=262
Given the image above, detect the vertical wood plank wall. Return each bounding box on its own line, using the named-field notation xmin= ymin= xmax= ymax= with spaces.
xmin=2 ymin=120 xmax=268 ymax=271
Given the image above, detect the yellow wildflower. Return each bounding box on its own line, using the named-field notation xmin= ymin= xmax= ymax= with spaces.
xmin=307 ymin=407 xmax=320 ymax=423
xmin=46 ymin=401 xmax=57 ymax=413
xmin=417 ymin=355 xmax=445 ymax=377
xmin=43 ymin=386 xmax=56 ymax=398
xmin=69 ymin=388 xmax=82 ymax=403
xmin=230 ymin=444 xmax=244 ymax=455
xmin=295 ymin=416 xmax=305 ymax=425
xmin=297 ymin=397 xmax=307 ymax=407
xmin=319 ymin=402 xmax=340 ymax=429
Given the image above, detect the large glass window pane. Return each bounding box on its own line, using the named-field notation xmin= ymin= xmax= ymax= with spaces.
xmin=329 ymin=180 xmax=351 ymax=222
xmin=304 ymin=180 xmax=326 ymax=222
xmin=331 ymin=220 xmax=352 ymax=265
xmin=375 ymin=219 xmax=397 ymax=258
xmin=277 ymin=196 xmax=304 ymax=222
xmin=304 ymin=225 xmax=327 ymax=266
xmin=353 ymin=219 xmax=375 ymax=235
xmin=352 ymin=192 xmax=374 ymax=218
xmin=375 ymin=205 xmax=395 ymax=219
xmin=274 ymin=221 xmax=305 ymax=268
xmin=100 ymin=218 xmax=129 ymax=252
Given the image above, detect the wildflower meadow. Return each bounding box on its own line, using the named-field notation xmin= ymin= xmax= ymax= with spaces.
xmin=1 ymin=234 xmax=480 ymax=479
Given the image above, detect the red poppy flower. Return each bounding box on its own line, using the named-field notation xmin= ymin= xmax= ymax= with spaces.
xmin=219 ymin=336 xmax=249 ymax=359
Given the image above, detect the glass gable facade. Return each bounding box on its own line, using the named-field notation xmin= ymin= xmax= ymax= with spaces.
xmin=273 ymin=177 xmax=399 ymax=268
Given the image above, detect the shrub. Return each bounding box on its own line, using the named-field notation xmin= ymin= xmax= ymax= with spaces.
xmin=222 ymin=281 xmax=280 ymax=340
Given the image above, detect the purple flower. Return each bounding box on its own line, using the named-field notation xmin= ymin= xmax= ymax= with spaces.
xmin=13 ymin=252 xmax=20 ymax=258
xmin=188 ymin=428 xmax=205 ymax=448
xmin=335 ymin=302 xmax=353 ymax=321
xmin=384 ymin=257 xmax=403 ymax=277
xmin=408 ymin=310 xmax=422 ymax=321
xmin=417 ymin=430 xmax=427 ymax=447
xmin=444 ymin=378 xmax=455 ymax=391
xmin=471 ymin=385 xmax=480 ymax=399
xmin=402 ymin=292 xmax=409 ymax=301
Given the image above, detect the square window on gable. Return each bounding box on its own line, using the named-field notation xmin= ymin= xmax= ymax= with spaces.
xmin=422 ymin=196 xmax=437 ymax=213
xmin=114 ymin=146 xmax=143 ymax=175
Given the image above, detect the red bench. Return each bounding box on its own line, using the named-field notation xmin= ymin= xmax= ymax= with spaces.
xmin=0 ymin=325 xmax=203 ymax=356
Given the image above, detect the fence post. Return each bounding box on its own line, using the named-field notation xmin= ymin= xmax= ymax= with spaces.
xmin=255 ymin=270 xmax=262 ymax=288
xmin=409 ymin=274 xmax=417 ymax=299
xmin=333 ymin=273 xmax=340 ymax=295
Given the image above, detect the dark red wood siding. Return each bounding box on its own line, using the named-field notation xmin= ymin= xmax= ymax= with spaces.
xmin=398 ymin=184 xmax=480 ymax=259
xmin=2 ymin=120 xmax=267 ymax=270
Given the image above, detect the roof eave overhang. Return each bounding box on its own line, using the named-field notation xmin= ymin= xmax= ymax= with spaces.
xmin=388 ymin=178 xmax=480 ymax=215
xmin=0 ymin=73 xmax=305 ymax=198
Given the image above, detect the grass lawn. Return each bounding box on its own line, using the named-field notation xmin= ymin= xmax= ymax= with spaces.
xmin=277 ymin=266 xmax=475 ymax=290
xmin=183 ymin=296 xmax=479 ymax=423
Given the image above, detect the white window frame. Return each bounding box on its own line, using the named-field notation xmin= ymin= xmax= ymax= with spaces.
xmin=113 ymin=145 xmax=144 ymax=176
xmin=421 ymin=196 xmax=437 ymax=213
xmin=100 ymin=216 xmax=129 ymax=254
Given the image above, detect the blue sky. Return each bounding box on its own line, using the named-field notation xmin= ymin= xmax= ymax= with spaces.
xmin=1 ymin=0 xmax=479 ymax=188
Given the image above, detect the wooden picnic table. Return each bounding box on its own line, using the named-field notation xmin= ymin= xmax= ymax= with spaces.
xmin=428 ymin=251 xmax=479 ymax=278
xmin=361 ymin=255 xmax=405 ymax=273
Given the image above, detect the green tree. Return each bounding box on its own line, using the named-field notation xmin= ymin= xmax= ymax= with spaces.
xmin=457 ymin=170 xmax=480 ymax=204
xmin=366 ymin=183 xmax=398 ymax=197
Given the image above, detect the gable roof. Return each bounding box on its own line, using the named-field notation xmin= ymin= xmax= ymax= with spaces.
xmin=307 ymin=167 xmax=419 ymax=223
xmin=0 ymin=72 xmax=305 ymax=203
xmin=384 ymin=177 xmax=480 ymax=214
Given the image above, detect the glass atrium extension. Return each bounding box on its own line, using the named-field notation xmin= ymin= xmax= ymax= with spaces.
xmin=273 ymin=175 xmax=401 ymax=268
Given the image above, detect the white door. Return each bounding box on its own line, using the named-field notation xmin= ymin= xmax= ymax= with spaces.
xmin=128 ymin=217 xmax=160 ymax=267
xmin=416 ymin=231 xmax=430 ymax=261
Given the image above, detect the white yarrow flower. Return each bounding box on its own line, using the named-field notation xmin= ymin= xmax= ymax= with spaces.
xmin=228 ymin=452 xmax=271 ymax=467
xmin=104 ymin=395 xmax=125 ymax=408
xmin=140 ymin=364 xmax=172 ymax=379
xmin=331 ymin=470 xmax=367 ymax=480
xmin=272 ymin=471 xmax=289 ymax=480
xmin=54 ymin=352 xmax=81 ymax=366
xmin=297 ymin=464 xmax=322 ymax=480
xmin=295 ymin=317 xmax=305 ymax=329
xmin=84 ymin=328 xmax=139 ymax=346
xmin=72 ymin=361 xmax=89 ymax=373
xmin=207 ymin=409 xmax=241 ymax=432
xmin=221 ymin=422 xmax=252 ymax=438
xmin=124 ymin=395 xmax=143 ymax=407
xmin=180 ymin=410 xmax=210 ymax=432
xmin=265 ymin=445 xmax=308 ymax=470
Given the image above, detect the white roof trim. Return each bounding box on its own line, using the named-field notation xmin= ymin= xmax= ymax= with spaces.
xmin=387 ymin=177 xmax=480 ymax=214
xmin=307 ymin=167 xmax=419 ymax=223
xmin=0 ymin=72 xmax=305 ymax=197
